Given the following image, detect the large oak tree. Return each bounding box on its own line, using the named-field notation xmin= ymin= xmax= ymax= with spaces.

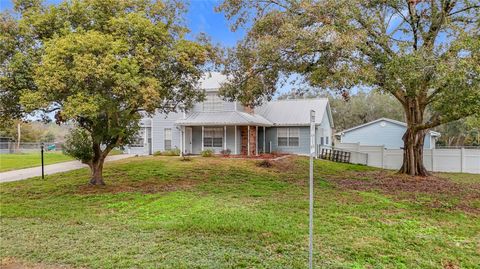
xmin=217 ymin=0 xmax=480 ymax=176
xmin=1 ymin=0 xmax=212 ymax=185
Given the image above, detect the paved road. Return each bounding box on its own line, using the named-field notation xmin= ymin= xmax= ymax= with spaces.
xmin=0 ymin=154 xmax=135 ymax=183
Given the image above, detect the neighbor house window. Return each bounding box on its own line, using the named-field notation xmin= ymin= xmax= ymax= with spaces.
xmin=325 ymin=136 xmax=329 ymax=145
xmin=277 ymin=128 xmax=300 ymax=147
xmin=320 ymin=137 xmax=324 ymax=145
xmin=164 ymin=128 xmax=172 ymax=150
xmin=204 ymin=127 xmax=223 ymax=147
xmin=131 ymin=128 xmax=145 ymax=147
xmin=203 ymin=93 xmax=223 ymax=111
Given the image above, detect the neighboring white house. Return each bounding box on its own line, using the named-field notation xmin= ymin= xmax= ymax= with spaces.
xmin=336 ymin=118 xmax=440 ymax=149
xmin=127 ymin=72 xmax=334 ymax=156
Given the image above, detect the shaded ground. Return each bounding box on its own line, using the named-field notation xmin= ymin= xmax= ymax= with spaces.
xmin=327 ymin=170 xmax=480 ymax=214
xmin=1 ymin=156 xmax=479 ymax=269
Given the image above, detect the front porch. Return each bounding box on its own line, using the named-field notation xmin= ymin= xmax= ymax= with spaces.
xmin=179 ymin=125 xmax=268 ymax=156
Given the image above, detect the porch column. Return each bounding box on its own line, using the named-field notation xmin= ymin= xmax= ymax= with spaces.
xmin=256 ymin=126 xmax=258 ymax=156
xmin=201 ymin=126 xmax=204 ymax=152
xmin=247 ymin=126 xmax=250 ymax=156
xmin=235 ymin=125 xmax=237 ymax=154
xmin=224 ymin=126 xmax=227 ymax=150
xmin=263 ymin=126 xmax=266 ymax=154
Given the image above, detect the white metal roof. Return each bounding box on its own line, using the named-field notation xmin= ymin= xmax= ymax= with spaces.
xmin=255 ymin=99 xmax=332 ymax=126
xmin=336 ymin=118 xmax=441 ymax=137
xmin=176 ymin=111 xmax=272 ymax=126
xmin=199 ymin=72 xmax=228 ymax=90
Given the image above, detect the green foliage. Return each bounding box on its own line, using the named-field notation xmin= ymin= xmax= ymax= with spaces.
xmin=0 ymin=157 xmax=478 ymax=268
xmin=200 ymin=149 xmax=214 ymax=157
xmin=62 ymin=128 xmax=93 ymax=164
xmin=1 ymin=0 xmax=213 ymax=182
xmin=218 ymin=0 xmax=480 ymax=127
xmin=153 ymin=148 xmax=181 ymax=156
xmin=217 ymin=0 xmax=480 ymax=175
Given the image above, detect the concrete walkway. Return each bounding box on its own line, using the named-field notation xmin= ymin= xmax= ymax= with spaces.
xmin=0 ymin=154 xmax=135 ymax=183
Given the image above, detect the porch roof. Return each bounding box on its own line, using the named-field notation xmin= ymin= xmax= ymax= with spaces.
xmin=176 ymin=111 xmax=272 ymax=126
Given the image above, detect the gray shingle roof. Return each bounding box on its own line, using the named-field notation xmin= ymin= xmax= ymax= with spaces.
xmin=255 ymin=99 xmax=331 ymax=126
xmin=176 ymin=111 xmax=272 ymax=126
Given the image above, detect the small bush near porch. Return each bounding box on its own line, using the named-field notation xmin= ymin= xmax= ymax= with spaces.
xmin=0 ymin=156 xmax=479 ymax=268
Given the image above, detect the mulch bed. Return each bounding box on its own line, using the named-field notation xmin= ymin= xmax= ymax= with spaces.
xmin=328 ymin=170 xmax=480 ymax=214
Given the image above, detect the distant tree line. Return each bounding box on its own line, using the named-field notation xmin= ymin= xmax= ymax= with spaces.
xmin=279 ymin=90 xmax=479 ymax=147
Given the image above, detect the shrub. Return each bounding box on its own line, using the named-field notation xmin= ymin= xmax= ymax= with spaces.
xmin=220 ymin=149 xmax=231 ymax=156
xmin=201 ymin=149 xmax=214 ymax=157
xmin=153 ymin=148 xmax=180 ymax=156
xmin=256 ymin=160 xmax=273 ymax=168
xmin=63 ymin=128 xmax=93 ymax=163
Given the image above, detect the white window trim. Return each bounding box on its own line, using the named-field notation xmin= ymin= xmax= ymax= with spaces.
xmin=203 ymin=127 xmax=224 ymax=148
xmin=277 ymin=127 xmax=300 ymax=147
xmin=164 ymin=128 xmax=172 ymax=150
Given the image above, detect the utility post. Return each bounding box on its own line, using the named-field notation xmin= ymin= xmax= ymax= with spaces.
xmin=309 ymin=110 xmax=315 ymax=269
xmin=40 ymin=142 xmax=45 ymax=179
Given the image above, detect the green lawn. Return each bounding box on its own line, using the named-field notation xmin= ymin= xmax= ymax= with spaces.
xmin=0 ymin=156 xmax=479 ymax=268
xmin=0 ymin=151 xmax=74 ymax=172
xmin=0 ymin=150 xmax=124 ymax=172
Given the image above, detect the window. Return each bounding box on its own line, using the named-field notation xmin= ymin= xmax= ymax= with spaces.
xmin=277 ymin=128 xmax=300 ymax=147
xmin=164 ymin=128 xmax=172 ymax=150
xmin=277 ymin=128 xmax=288 ymax=146
xmin=203 ymin=93 xmax=224 ymax=111
xmin=320 ymin=137 xmax=324 ymax=145
xmin=131 ymin=128 xmax=145 ymax=147
xmin=326 ymin=136 xmax=329 ymax=145
xmin=204 ymin=127 xmax=223 ymax=147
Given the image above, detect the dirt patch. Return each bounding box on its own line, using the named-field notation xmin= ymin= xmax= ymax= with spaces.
xmin=223 ymin=153 xmax=290 ymax=160
xmin=76 ymin=178 xmax=200 ymax=195
xmin=329 ymin=170 xmax=480 ymax=214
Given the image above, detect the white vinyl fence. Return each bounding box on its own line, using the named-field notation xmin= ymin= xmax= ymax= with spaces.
xmin=337 ymin=143 xmax=480 ymax=174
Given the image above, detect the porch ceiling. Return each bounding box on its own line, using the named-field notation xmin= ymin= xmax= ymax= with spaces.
xmin=176 ymin=111 xmax=272 ymax=127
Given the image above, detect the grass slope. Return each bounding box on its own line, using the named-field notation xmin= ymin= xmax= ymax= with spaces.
xmin=0 ymin=150 xmax=124 ymax=172
xmin=0 ymin=156 xmax=479 ymax=268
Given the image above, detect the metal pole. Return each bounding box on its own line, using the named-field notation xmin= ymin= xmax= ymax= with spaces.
xmin=309 ymin=110 xmax=315 ymax=269
xmin=41 ymin=142 xmax=45 ymax=179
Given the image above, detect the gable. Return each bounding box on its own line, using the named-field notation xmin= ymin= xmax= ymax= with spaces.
xmin=255 ymin=99 xmax=330 ymax=126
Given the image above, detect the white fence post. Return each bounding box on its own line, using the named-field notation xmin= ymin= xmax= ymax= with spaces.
xmin=431 ymin=148 xmax=435 ymax=171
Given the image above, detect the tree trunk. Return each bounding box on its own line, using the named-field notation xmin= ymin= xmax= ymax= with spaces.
xmin=87 ymin=142 xmax=108 ymax=185
xmin=399 ymin=128 xmax=430 ymax=176
xmin=399 ymin=98 xmax=430 ymax=176
xmin=89 ymin=157 xmax=105 ymax=185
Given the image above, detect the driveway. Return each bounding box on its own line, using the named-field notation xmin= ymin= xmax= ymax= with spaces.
xmin=0 ymin=154 xmax=135 ymax=183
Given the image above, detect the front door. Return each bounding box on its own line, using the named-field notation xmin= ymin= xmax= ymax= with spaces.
xmin=185 ymin=127 xmax=193 ymax=154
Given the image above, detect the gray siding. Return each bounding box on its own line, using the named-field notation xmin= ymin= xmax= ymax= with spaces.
xmin=151 ymin=112 xmax=183 ymax=153
xmin=341 ymin=119 xmax=433 ymax=149
xmin=265 ymin=127 xmax=312 ymax=155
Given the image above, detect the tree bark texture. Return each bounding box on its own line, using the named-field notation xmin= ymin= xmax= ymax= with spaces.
xmin=399 ymin=98 xmax=430 ymax=176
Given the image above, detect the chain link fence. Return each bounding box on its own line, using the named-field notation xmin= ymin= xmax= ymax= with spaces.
xmin=0 ymin=142 xmax=64 ymax=154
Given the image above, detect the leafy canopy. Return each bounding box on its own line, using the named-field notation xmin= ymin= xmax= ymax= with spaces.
xmin=2 ymin=0 xmax=213 ymax=156
xmin=217 ymin=0 xmax=480 ymax=129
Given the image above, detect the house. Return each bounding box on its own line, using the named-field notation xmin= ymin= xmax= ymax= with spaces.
xmin=335 ymin=118 xmax=440 ymax=149
xmin=127 ymin=72 xmax=334 ymax=156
